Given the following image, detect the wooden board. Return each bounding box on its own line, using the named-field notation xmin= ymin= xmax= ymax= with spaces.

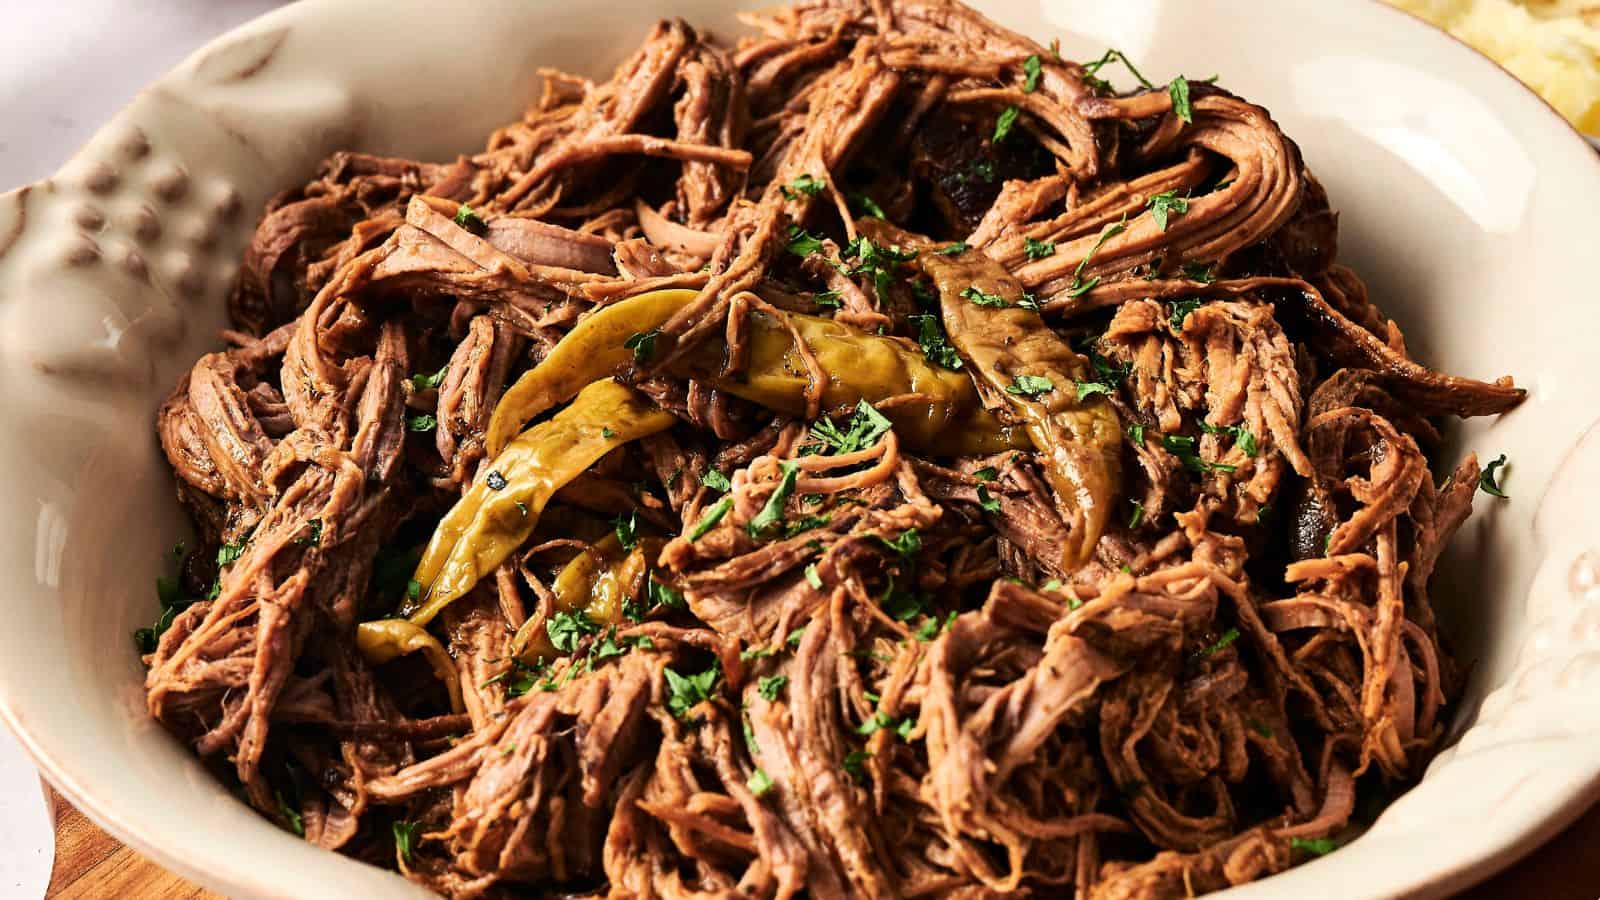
xmin=44 ymin=788 xmax=1600 ymax=898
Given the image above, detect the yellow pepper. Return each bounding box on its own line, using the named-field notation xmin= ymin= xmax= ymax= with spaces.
xmin=508 ymin=534 xmax=655 ymax=663
xmin=409 ymin=379 xmax=676 ymax=626
xmin=485 ymin=289 xmax=1026 ymax=458
xmin=354 ymin=619 xmax=464 ymax=713
xmin=917 ymin=248 xmax=1123 ymax=571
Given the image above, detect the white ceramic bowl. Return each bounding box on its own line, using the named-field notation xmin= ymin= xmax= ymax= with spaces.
xmin=1 ymin=1 xmax=1597 ymax=897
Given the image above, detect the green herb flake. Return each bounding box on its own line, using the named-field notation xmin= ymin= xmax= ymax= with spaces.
xmin=614 ymin=509 xmax=639 ymax=550
xmin=782 ymin=174 xmax=826 ymax=199
xmin=850 ymin=192 xmax=887 ymax=219
xmin=785 ymin=224 xmax=825 ymax=258
xmin=1022 ymin=54 xmax=1043 ymax=92
xmin=1291 ymin=837 xmax=1337 ymax=856
xmin=993 ymin=105 xmax=1021 ymax=143
xmin=804 ymin=563 xmax=824 ymax=590
xmin=910 ymin=314 xmax=964 ymax=370
xmin=624 ymin=329 xmax=661 ymax=364
xmin=877 ymin=528 xmax=922 ymax=558
xmin=747 ymin=767 xmax=775 ymax=798
xmin=747 ymin=461 xmax=801 ymax=538
xmin=1024 ymin=236 xmax=1057 ymax=260
xmin=1146 ymin=189 xmax=1190 ymax=231
xmin=843 ymin=749 xmax=872 ymax=779
xmin=973 ymin=467 xmax=998 ymax=482
xmin=1182 ymin=261 xmax=1215 ymax=283
xmin=1128 ymin=500 xmax=1145 ymax=529
xmin=392 ymin=821 xmax=422 ymax=862
xmin=276 ymin=791 xmax=304 ymax=836
xmin=937 ymin=242 xmax=969 ymax=256
xmin=664 ymin=664 xmax=720 ymax=719
xmin=976 ymin=485 xmax=1002 ymax=514
xmin=1076 ymin=380 xmax=1114 ymax=402
xmin=689 ymin=496 xmax=733 ymax=541
xmin=757 ymin=674 xmax=789 ymax=701
xmin=787 ymin=625 xmax=807 ymax=647
xmin=1066 ymin=215 xmax=1128 ymax=298
xmin=1168 ymin=75 xmax=1194 ymax=124
xmin=808 ymin=400 xmax=894 ymax=455
xmin=217 ymin=539 xmax=247 ymax=567
xmin=548 ymin=610 xmax=600 ymax=654
xmin=1169 ymin=298 xmax=1203 ymax=330
xmin=1006 ymin=374 xmax=1055 ymax=397
xmin=1480 ymin=454 xmax=1510 ymax=498
xmin=1201 ymin=627 xmax=1241 ymax=657
xmin=410 ymin=365 xmax=448 ymax=392
xmin=453 ymin=203 xmax=487 ymax=235
xmin=812 ymin=289 xmax=842 ymax=309
xmin=294 ymin=518 xmax=323 ymax=547
xmin=701 ymin=469 xmax=732 ymax=493
xmin=1127 ymin=423 xmax=1147 ymax=445
xmin=960 ymin=285 xmax=1010 ymax=308
xmin=406 ymin=413 xmax=437 ymax=433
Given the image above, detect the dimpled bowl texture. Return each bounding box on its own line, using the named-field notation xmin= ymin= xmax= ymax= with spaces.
xmin=0 ymin=1 xmax=1596 ymax=898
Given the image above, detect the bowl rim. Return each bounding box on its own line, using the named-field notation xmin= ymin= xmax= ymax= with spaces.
xmin=1 ymin=0 xmax=1598 ymax=898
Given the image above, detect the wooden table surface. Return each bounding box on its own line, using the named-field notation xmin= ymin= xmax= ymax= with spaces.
xmin=42 ymin=788 xmax=1600 ymax=899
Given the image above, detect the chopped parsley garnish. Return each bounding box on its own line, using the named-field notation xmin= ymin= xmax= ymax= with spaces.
xmin=842 ymin=749 xmax=872 ymax=779
xmin=849 ymin=191 xmax=886 ymax=219
xmin=1022 ymin=54 xmax=1042 ymax=92
xmin=276 ymin=791 xmax=304 ymax=836
xmin=877 ymin=528 xmax=922 ymax=558
xmin=392 ymin=821 xmax=421 ymax=862
xmin=294 ymin=518 xmax=323 ymax=547
xmin=453 ymin=203 xmax=486 ymax=235
xmin=757 ymin=674 xmax=789 ymax=701
xmin=1169 ymin=298 xmax=1203 ymax=330
xmin=1479 ymin=454 xmax=1509 ymax=498
xmin=647 ymin=577 xmax=686 ymax=611
xmin=1162 ymin=433 xmax=1237 ymax=473
xmin=1127 ymin=423 xmax=1147 ymax=445
xmin=747 ymin=461 xmax=801 ymax=538
xmin=548 ymin=610 xmax=600 ymax=654
xmin=839 ymin=235 xmax=917 ymax=301
xmin=1128 ymin=499 xmax=1145 ymax=529
xmin=614 ymin=509 xmax=639 ymax=550
xmin=910 ymin=314 xmax=963 ymax=370
xmin=1199 ymin=421 xmax=1258 ymax=456
xmin=785 ymin=224 xmax=825 ymax=257
xmin=781 ymin=174 xmax=826 ymax=200
xmin=1201 ymin=627 xmax=1241 ymax=656
xmin=858 ymin=711 xmax=917 ymax=740
xmin=1168 ymin=75 xmax=1194 ymax=124
xmin=961 ymin=285 xmax=1010 ymax=307
xmin=976 ymin=485 xmax=1002 ymax=513
xmin=1076 ymin=380 xmax=1114 ymax=402
xmin=217 ymin=539 xmax=247 ymax=567
xmin=664 ymin=664 xmax=720 ymax=719
xmin=1080 ymin=48 xmax=1156 ymax=94
xmin=971 ymin=159 xmax=997 ymax=182
xmin=701 ymin=469 xmax=732 ymax=493
xmin=1024 ymin=236 xmax=1057 ymax=260
xmin=1006 ymin=374 xmax=1055 ymax=397
xmin=1290 ymin=837 xmax=1337 ymax=856
xmin=406 ymin=413 xmax=437 ymax=433
xmin=812 ymin=289 xmax=842 ymax=309
xmin=1146 ymin=189 xmax=1190 ymax=231
xmin=1182 ymin=261 xmax=1215 ymax=283
xmin=804 ymin=563 xmax=824 ymax=590
xmin=690 ymin=496 xmax=732 ymax=541
xmin=973 ymin=467 xmax=998 ymax=482
xmin=993 ymin=105 xmax=1020 ymax=143
xmin=747 ymin=768 xmax=775 ymax=798
xmin=485 ymin=470 xmax=508 ymax=491
xmin=786 ymin=625 xmax=807 ymax=647
xmin=1066 ymin=215 xmax=1128 ymax=298
xmin=914 ymin=611 xmax=956 ymax=641
xmin=410 ymin=365 xmax=447 ymax=392
xmin=783 ymin=514 xmax=832 ymax=537
xmin=624 ymin=329 xmax=660 ymax=364
xmin=601 ymin=426 xmax=616 ymax=439
xmin=937 ymin=242 xmax=969 ymax=256
xmin=808 ymin=400 xmax=893 ymax=455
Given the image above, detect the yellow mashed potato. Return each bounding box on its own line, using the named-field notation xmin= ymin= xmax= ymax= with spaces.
xmin=1386 ymin=0 xmax=1600 ymax=133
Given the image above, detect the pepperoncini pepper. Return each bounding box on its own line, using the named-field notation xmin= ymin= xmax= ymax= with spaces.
xmin=354 ymin=619 xmax=465 ymax=713
xmin=409 ymin=379 xmax=676 ymax=626
xmin=914 ymin=240 xmax=1123 ymax=572
xmin=484 ymin=289 xmax=1026 ymax=458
